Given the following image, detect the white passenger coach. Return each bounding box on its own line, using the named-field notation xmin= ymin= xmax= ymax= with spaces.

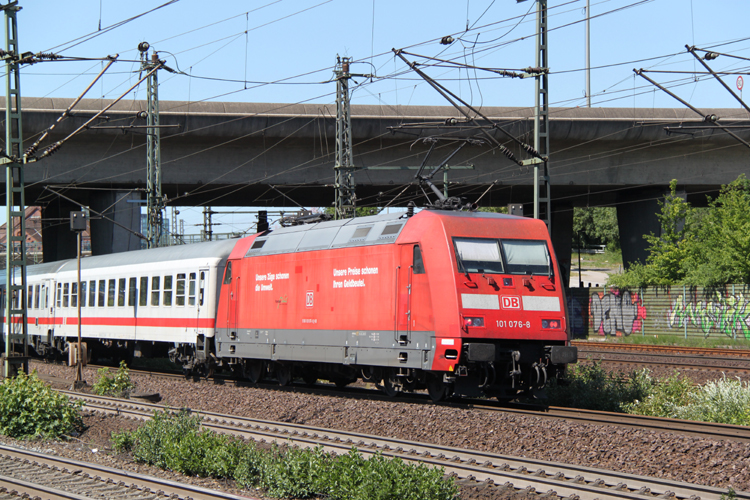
xmin=2 ymin=239 xmax=235 ymax=367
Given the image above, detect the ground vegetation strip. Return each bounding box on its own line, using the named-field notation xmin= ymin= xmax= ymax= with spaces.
xmin=22 ymin=363 xmax=750 ymax=493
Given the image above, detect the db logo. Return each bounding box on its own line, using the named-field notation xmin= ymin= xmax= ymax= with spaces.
xmin=501 ymin=296 xmax=521 ymax=310
xmin=305 ymin=291 xmax=314 ymax=308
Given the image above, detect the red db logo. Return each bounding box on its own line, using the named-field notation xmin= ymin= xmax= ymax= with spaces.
xmin=306 ymin=291 xmax=314 ymax=308
xmin=501 ymin=296 xmax=521 ymax=309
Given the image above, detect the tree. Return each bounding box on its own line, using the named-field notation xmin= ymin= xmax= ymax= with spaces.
xmin=608 ymin=175 xmax=750 ymax=288
xmin=573 ymin=207 xmax=620 ymax=251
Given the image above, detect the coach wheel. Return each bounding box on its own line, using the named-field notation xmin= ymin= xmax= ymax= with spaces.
xmin=381 ymin=371 xmax=400 ymax=398
xmin=245 ymin=359 xmax=264 ymax=384
xmin=426 ymin=375 xmax=447 ymax=403
xmin=333 ymin=378 xmax=350 ymax=388
xmin=276 ymin=363 xmax=292 ymax=386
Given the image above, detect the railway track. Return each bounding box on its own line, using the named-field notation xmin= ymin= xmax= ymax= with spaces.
xmin=34 ymin=360 xmax=750 ymax=443
xmin=64 ymin=391 xmax=749 ymax=500
xmin=573 ymin=341 xmax=750 ymax=373
xmin=0 ymin=443 xmax=252 ymax=500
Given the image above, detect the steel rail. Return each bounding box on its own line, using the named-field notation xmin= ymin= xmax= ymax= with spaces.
xmin=572 ymin=341 xmax=750 ymax=359
xmin=69 ymin=392 xmax=747 ymax=500
xmin=0 ymin=444 xmax=254 ymax=500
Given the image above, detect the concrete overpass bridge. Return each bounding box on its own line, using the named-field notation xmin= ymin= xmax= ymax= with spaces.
xmin=6 ymin=97 xmax=750 ymax=281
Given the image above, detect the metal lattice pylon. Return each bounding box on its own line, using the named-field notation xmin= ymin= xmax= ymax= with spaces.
xmin=533 ymin=0 xmax=552 ymax=232
xmin=143 ymin=49 xmax=164 ymax=248
xmin=334 ymin=56 xmax=356 ymax=220
xmin=2 ymin=2 xmax=29 ymax=377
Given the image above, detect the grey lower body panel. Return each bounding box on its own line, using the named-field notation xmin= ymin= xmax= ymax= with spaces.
xmin=215 ymin=328 xmax=436 ymax=370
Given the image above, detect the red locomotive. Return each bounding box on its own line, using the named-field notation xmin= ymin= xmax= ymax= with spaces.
xmin=215 ymin=208 xmax=576 ymax=401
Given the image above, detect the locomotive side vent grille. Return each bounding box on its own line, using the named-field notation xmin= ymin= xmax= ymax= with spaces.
xmin=379 ymin=224 xmax=403 ymax=239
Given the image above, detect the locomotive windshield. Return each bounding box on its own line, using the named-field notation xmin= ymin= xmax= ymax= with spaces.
xmin=453 ymin=238 xmax=504 ymax=274
xmin=501 ymin=240 xmax=551 ymax=275
xmin=453 ymin=237 xmax=551 ymax=275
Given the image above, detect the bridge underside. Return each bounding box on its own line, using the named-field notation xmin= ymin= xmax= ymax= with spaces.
xmin=5 ymin=98 xmax=749 ymax=279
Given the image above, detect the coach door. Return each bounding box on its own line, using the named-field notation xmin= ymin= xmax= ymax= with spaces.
xmin=40 ymin=279 xmax=55 ymax=339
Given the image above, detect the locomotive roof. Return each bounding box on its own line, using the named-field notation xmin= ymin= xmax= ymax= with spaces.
xmin=242 ymin=209 xmax=531 ymax=257
xmin=21 ymin=239 xmax=238 ymax=278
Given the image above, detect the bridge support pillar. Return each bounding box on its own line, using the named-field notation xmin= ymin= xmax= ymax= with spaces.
xmin=42 ymin=198 xmax=79 ymax=262
xmin=89 ymin=191 xmax=143 ymax=255
xmin=551 ymin=205 xmax=573 ymax=288
xmin=616 ymin=190 xmax=666 ymax=269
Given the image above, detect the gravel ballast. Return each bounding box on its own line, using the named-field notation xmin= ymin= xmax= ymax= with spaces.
xmin=9 ymin=362 xmax=750 ymax=498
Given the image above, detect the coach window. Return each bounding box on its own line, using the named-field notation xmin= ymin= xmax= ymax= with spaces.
xmin=63 ymin=283 xmax=69 ymax=308
xmin=176 ymin=274 xmax=186 ymax=306
xmin=71 ymin=282 xmax=78 ymax=308
xmin=107 ymin=279 xmax=116 ymax=307
xmin=151 ymin=277 xmax=160 ymax=306
xmin=188 ymin=273 xmax=196 ymax=306
xmin=128 ymin=278 xmax=137 ymax=307
xmin=139 ymin=277 xmax=148 ymax=307
xmin=98 ymin=280 xmax=106 ymax=307
xmin=28 ymin=286 xmax=34 ymax=309
xmin=223 ymin=262 xmax=232 ymax=284
xmin=89 ymin=280 xmax=96 ymax=308
xmin=41 ymin=285 xmax=47 ymax=309
xmin=118 ymin=278 xmax=126 ymax=307
xmin=199 ymin=271 xmax=206 ymax=306
xmin=413 ymin=245 xmax=425 ymax=274
xmin=163 ymin=275 xmax=173 ymax=306
xmin=56 ymin=283 xmax=62 ymax=308
xmin=34 ymin=285 xmax=40 ymax=309
xmin=80 ymin=281 xmax=87 ymax=307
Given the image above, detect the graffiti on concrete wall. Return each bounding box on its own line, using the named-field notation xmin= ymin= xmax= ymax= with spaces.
xmin=590 ymin=290 xmax=647 ymax=336
xmin=668 ymin=292 xmax=750 ymax=339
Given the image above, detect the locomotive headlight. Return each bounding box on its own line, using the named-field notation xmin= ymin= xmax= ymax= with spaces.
xmin=463 ymin=317 xmax=484 ymax=327
xmin=542 ymin=319 xmax=561 ymax=329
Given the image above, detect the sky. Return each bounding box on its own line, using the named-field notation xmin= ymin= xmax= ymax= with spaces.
xmin=9 ymin=0 xmax=750 ymax=234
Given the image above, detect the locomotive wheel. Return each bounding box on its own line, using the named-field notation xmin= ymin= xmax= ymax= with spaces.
xmin=426 ymin=375 xmax=447 ymax=403
xmin=246 ymin=360 xmax=264 ymax=384
xmin=381 ymin=372 xmax=399 ymax=397
xmin=276 ymin=363 xmax=292 ymax=386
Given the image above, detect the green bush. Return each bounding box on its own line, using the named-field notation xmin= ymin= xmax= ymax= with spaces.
xmin=92 ymin=360 xmax=135 ymax=398
xmin=623 ymin=372 xmax=695 ymax=417
xmin=546 ymin=361 xmax=654 ymax=412
xmin=672 ymin=377 xmax=750 ymax=425
xmin=113 ymin=409 xmax=458 ymax=499
xmin=0 ymin=371 xmax=83 ymax=439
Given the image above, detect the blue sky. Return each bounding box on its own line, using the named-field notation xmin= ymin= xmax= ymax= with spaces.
xmin=10 ymin=0 xmax=750 ymax=233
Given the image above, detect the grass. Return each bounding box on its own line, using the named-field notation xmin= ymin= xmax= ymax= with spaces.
xmin=573 ymin=248 xmax=623 ymax=270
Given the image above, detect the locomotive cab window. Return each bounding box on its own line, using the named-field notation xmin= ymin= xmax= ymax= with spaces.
xmin=453 ymin=238 xmax=504 ymax=274
xmin=223 ymin=262 xmax=232 ymax=284
xmin=501 ymin=240 xmax=551 ymax=275
xmin=413 ymin=245 xmax=425 ymax=274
